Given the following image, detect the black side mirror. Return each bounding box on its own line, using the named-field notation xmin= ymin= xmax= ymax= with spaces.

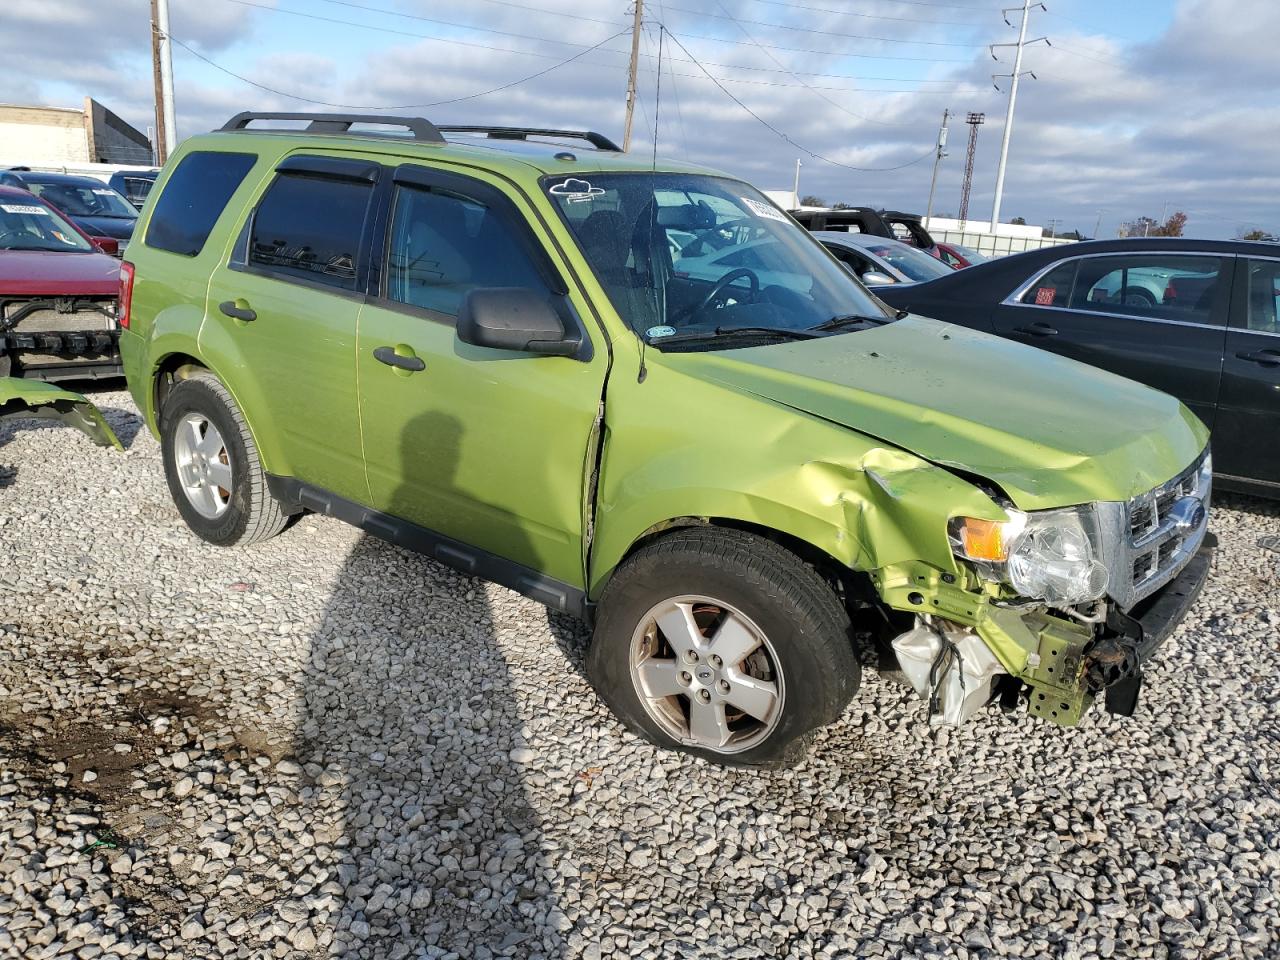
xmin=457 ymin=288 xmax=581 ymax=357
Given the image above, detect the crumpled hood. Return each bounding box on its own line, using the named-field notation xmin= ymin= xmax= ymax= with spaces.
xmin=661 ymin=315 xmax=1208 ymax=509
xmin=0 ymin=250 xmax=120 ymax=295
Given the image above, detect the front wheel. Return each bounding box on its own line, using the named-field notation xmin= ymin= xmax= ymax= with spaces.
xmin=588 ymin=527 xmax=859 ymax=767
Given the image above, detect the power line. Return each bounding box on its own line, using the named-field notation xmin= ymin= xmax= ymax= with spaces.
xmin=661 ymin=0 xmax=987 ymax=27
xmin=703 ymin=2 xmax=924 ymax=127
xmin=661 ymin=29 xmax=937 ymax=172
xmin=315 ymin=0 xmax=625 ymax=28
xmin=663 ymin=26 xmax=977 ymax=61
xmin=224 ymin=0 xmax=622 ymax=58
xmin=655 ymin=4 xmax=990 ymax=47
xmin=747 ymin=0 xmax=998 ymax=14
xmin=166 ymin=28 xmax=631 ymax=110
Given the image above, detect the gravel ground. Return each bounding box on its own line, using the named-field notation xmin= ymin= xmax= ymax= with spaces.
xmin=0 ymin=387 xmax=1277 ymax=960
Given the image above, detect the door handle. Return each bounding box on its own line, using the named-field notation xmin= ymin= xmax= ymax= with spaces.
xmin=373 ymin=345 xmax=425 ymax=372
xmin=1014 ymin=321 xmax=1058 ymax=337
xmin=219 ymin=299 xmax=256 ymax=322
xmin=1236 ymin=349 xmax=1280 ymax=366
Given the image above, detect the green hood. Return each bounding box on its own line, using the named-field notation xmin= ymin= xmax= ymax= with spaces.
xmin=662 ymin=316 xmax=1207 ymax=509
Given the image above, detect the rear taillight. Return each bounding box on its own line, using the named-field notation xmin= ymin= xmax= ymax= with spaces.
xmin=118 ymin=260 xmax=135 ymax=329
xmin=1164 ymin=281 xmax=1178 ymax=303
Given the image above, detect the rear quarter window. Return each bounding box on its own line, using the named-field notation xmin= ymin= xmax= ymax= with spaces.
xmin=145 ymin=151 xmax=258 ymax=257
xmin=1019 ymin=260 xmax=1078 ymax=307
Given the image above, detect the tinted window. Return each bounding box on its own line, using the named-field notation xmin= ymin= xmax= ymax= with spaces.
xmin=1070 ymin=255 xmax=1223 ymax=324
xmin=147 ymin=151 xmax=256 ymax=256
xmin=249 ymin=174 xmax=373 ymax=291
xmin=385 ymin=185 xmax=545 ymax=317
xmin=1020 ymin=261 xmax=1078 ymax=307
xmin=1245 ymin=259 xmax=1280 ymax=334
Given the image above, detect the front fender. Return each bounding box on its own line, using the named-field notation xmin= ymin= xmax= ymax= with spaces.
xmin=588 ymin=378 xmax=1008 ymax=598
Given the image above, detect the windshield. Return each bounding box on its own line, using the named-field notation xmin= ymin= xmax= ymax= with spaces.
xmin=25 ymin=181 xmax=138 ymax=220
xmin=0 ymin=197 xmax=92 ymax=251
xmin=546 ymin=172 xmax=891 ymax=345
xmin=857 ymin=239 xmax=953 ymax=282
xmin=953 ymin=244 xmax=988 ymax=264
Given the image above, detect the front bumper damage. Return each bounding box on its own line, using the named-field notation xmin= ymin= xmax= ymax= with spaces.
xmin=0 ymin=378 xmax=122 ymax=449
xmin=874 ymin=538 xmax=1213 ymax=726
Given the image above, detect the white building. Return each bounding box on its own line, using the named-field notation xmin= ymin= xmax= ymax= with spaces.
xmin=0 ymin=98 xmax=153 ymax=167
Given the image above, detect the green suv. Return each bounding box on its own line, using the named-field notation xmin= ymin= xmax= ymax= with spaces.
xmin=120 ymin=113 xmax=1212 ymax=765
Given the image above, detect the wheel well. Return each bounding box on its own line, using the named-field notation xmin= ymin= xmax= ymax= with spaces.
xmin=615 ymin=516 xmax=878 ymax=614
xmin=153 ymin=353 xmax=209 ymax=424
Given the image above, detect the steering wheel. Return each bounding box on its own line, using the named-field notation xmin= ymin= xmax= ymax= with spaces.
xmin=694 ymin=268 xmax=760 ymax=315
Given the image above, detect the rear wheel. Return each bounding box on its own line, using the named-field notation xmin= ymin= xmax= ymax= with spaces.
xmin=160 ymin=373 xmax=287 ymax=546
xmin=589 ymin=527 xmax=859 ymax=767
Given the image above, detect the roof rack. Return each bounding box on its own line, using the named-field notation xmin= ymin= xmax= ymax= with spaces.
xmin=219 ymin=112 xmax=445 ymax=143
xmin=436 ymin=126 xmax=621 ymax=152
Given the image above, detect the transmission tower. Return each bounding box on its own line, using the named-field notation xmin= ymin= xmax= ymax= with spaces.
xmin=959 ymin=112 xmax=985 ymax=228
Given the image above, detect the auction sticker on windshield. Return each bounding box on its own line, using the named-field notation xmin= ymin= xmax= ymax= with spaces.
xmin=741 ymin=197 xmax=788 ymax=223
xmin=1 ymin=204 xmax=49 ymax=215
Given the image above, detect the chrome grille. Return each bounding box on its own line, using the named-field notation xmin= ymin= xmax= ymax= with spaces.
xmin=1115 ymin=450 xmax=1210 ymax=609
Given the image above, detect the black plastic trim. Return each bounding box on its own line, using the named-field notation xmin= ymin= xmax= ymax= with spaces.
xmin=437 ymin=126 xmax=621 ymax=152
xmin=266 ymin=476 xmax=593 ymax=621
xmin=221 ymin=112 xmax=445 ymax=143
xmin=275 ymin=155 xmax=380 ymax=183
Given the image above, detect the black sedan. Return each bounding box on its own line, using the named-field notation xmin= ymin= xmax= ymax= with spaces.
xmin=875 ymin=238 xmax=1280 ymax=497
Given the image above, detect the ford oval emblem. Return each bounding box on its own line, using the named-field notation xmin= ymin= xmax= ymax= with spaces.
xmin=1169 ymin=496 xmax=1205 ymax=531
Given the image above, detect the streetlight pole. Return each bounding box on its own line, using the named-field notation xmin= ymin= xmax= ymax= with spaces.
xmin=925 ymin=108 xmax=949 ymax=226
xmin=622 ymin=0 xmax=645 ymax=152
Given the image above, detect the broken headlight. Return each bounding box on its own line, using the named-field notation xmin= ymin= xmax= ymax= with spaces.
xmin=950 ymin=505 xmax=1114 ymax=607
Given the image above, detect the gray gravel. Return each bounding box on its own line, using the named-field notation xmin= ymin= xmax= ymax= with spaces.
xmin=1 ymin=387 xmax=1278 ymax=960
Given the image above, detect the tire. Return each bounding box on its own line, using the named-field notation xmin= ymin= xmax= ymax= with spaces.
xmin=160 ymin=372 xmax=287 ymax=546
xmin=1119 ymin=286 xmax=1156 ymax=308
xmin=588 ymin=527 xmax=859 ymax=767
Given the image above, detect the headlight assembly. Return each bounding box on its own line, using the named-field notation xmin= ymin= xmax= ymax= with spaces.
xmin=950 ymin=506 xmax=1112 ymax=607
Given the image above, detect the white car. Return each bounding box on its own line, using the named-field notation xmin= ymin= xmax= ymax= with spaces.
xmin=816 ymin=231 xmax=953 ymax=286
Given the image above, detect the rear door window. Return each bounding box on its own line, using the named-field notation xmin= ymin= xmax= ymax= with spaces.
xmin=1019 ymin=261 xmax=1078 ymax=307
xmin=1069 ymin=255 xmax=1225 ymax=324
xmin=146 ymin=152 xmax=257 ymax=256
xmin=248 ymin=173 xmax=375 ymax=292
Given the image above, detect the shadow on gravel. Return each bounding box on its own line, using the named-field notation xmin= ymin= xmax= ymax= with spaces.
xmin=295 ymin=411 xmax=563 ymax=959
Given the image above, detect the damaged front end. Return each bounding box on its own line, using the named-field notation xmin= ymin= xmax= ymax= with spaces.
xmin=876 ymin=449 xmax=1213 ymax=727
xmin=0 ymin=378 xmax=122 ymax=449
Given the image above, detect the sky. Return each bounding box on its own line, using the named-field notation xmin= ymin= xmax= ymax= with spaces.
xmin=4 ymin=0 xmax=1276 ymax=239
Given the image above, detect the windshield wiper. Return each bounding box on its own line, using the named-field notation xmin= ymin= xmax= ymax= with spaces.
xmin=651 ymin=325 xmax=821 ymax=346
xmin=808 ymin=312 xmax=899 ymax=332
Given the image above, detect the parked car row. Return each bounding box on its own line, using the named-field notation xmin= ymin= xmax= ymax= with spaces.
xmin=0 ymin=168 xmax=138 ymax=247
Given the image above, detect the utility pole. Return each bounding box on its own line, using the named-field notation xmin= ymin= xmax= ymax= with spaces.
xmin=1046 ymin=217 xmax=1061 ymax=238
xmin=622 ymin=0 xmax=644 ymax=152
xmin=925 ymin=108 xmax=950 ymax=226
xmin=153 ymin=0 xmax=177 ymax=163
xmin=792 ymin=159 xmax=802 ymax=206
xmin=990 ymin=1 xmax=1048 ymax=231
xmin=1093 ymin=210 xmax=1104 ymax=239
xmin=149 ymin=0 xmax=167 ymax=164
xmin=958 ymin=112 xmax=984 ymax=230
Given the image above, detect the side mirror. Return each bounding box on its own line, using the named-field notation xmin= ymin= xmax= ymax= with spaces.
xmin=457 ymin=288 xmax=581 ymax=357
xmin=92 ymin=236 xmax=120 ymax=256
xmin=861 ymin=270 xmax=896 ymax=286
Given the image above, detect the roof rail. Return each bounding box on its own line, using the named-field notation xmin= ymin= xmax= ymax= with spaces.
xmin=219 ymin=112 xmax=445 ymax=143
xmin=436 ymin=126 xmax=621 ymax=152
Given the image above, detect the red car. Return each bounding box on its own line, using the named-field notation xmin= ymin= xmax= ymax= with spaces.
xmin=933 ymin=242 xmax=990 ymax=270
xmin=0 ymin=184 xmax=121 ymax=379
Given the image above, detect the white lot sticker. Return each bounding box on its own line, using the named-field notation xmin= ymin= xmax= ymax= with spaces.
xmin=741 ymin=197 xmax=788 ymax=223
xmin=548 ymin=177 xmax=605 ymax=203
xmin=93 ymin=189 xmax=116 ymax=196
xmin=0 ymin=204 xmax=48 ymax=215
